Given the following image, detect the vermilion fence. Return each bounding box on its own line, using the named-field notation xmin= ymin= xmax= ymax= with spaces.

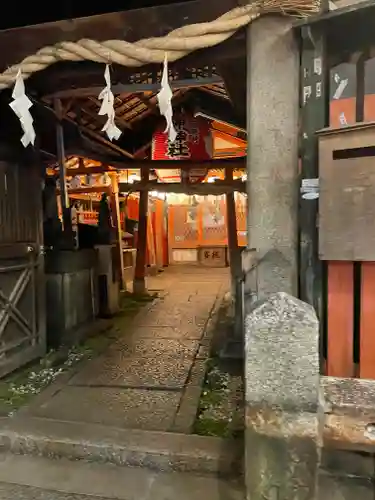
xmin=77 ymin=194 xmax=247 ymax=268
xmin=168 ymin=195 xmax=247 ymax=252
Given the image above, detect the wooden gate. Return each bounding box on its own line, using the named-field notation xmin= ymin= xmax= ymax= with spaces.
xmin=0 ymin=158 xmax=45 ymax=377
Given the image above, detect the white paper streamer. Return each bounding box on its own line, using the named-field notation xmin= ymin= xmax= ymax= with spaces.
xmin=157 ymin=54 xmax=177 ymax=143
xmin=9 ymin=69 xmax=36 ymax=147
xmin=98 ymin=65 xmax=122 ymax=142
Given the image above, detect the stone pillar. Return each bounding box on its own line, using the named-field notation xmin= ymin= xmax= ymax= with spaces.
xmin=245 ymin=292 xmax=321 ymax=500
xmin=246 ymin=16 xmax=299 ymax=299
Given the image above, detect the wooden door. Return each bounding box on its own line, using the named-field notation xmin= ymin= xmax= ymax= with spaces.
xmin=0 ymin=159 xmax=45 ymax=377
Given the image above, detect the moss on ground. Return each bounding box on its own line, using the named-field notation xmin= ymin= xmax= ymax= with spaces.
xmin=193 ymin=358 xmax=244 ymax=439
xmin=0 ymin=292 xmax=156 ymax=416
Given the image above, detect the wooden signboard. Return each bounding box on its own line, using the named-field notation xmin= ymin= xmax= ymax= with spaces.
xmin=198 ymin=246 xmax=227 ymax=267
xmin=318 ymin=122 xmax=375 ymax=261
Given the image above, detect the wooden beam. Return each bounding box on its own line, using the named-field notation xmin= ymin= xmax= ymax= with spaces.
xmin=78 ymin=126 xmax=134 ymax=159
xmin=60 ymin=157 xmax=245 ymax=171
xmin=57 ymin=185 xmax=111 ymax=195
xmin=0 ymin=0 xmax=238 ymax=73
xmin=119 ymin=180 xmax=246 ymax=194
xmin=112 ymin=159 xmax=245 ymax=170
xmin=51 ymin=158 xmax=245 ymax=176
xmin=44 ymin=76 xmax=223 ymax=100
xmin=64 ymin=166 xmax=115 ymax=176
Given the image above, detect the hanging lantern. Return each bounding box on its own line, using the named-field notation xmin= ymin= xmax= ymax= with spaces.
xmin=152 ymin=113 xmax=212 ymax=183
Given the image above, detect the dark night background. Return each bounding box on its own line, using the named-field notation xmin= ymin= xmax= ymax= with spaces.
xmin=0 ymin=1 xmax=191 ymax=29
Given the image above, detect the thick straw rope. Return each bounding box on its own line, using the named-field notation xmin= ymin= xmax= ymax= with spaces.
xmin=0 ymin=0 xmax=319 ymax=90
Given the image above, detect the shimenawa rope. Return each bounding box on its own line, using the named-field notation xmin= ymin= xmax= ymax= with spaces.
xmin=0 ymin=0 xmax=319 ymax=90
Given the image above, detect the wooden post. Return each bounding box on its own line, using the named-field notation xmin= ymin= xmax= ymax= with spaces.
xmin=147 ymin=209 xmax=157 ymax=272
xmin=110 ymin=173 xmax=126 ymax=290
xmin=197 ymin=204 xmax=204 ymax=247
xmin=133 ymin=167 xmax=149 ymax=294
xmin=154 ymin=199 xmax=164 ymax=269
xmin=54 ymin=98 xmax=73 ymax=243
xmin=167 ymin=204 xmax=174 ymax=265
xmin=225 ymin=166 xmax=239 ymax=294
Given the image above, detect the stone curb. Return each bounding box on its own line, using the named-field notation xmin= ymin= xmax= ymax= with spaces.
xmin=171 ymin=290 xmax=226 ymax=434
xmin=0 ymin=416 xmax=240 ymax=476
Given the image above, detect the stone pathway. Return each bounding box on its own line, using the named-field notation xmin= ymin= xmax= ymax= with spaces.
xmin=23 ymin=266 xmax=229 ymax=433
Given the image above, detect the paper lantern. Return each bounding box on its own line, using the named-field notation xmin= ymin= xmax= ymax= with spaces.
xmin=152 ymin=113 xmax=212 ymax=183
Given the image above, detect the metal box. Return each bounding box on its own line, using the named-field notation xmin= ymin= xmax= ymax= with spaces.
xmin=318 ymin=122 xmax=375 ymax=261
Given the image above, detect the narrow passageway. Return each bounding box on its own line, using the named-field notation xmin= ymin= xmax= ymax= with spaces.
xmin=24 ymin=266 xmax=230 ymax=432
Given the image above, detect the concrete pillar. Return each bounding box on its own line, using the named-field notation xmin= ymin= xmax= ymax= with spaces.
xmin=245 ymin=292 xmax=321 ymax=500
xmin=246 ymin=16 xmax=299 ymax=299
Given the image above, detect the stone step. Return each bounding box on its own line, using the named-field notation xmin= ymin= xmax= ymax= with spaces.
xmin=0 ymin=416 xmax=242 ymax=476
xmin=318 ymin=471 xmax=374 ymax=500
xmin=0 ymin=453 xmax=244 ymax=500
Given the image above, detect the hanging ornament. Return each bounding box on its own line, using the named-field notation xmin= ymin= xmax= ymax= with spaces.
xmin=101 ymin=172 xmax=110 ymax=185
xmin=9 ymin=69 xmax=36 ymax=148
xmin=156 ymin=53 xmax=177 ymax=143
xmin=70 ymin=176 xmax=81 ymax=189
xmin=98 ymin=65 xmax=122 ymax=142
xmin=85 ymin=174 xmax=95 ymax=186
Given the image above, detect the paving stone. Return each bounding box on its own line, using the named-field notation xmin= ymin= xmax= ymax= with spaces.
xmin=132 ymin=310 xmax=207 ymax=328
xmin=109 ymin=338 xmax=199 ymax=358
xmin=17 ymin=266 xmax=229 ymax=440
xmin=29 ymin=386 xmax=181 ymax=431
xmin=133 ymin=326 xmax=204 ymax=340
xmin=69 ymin=354 xmax=193 ymax=389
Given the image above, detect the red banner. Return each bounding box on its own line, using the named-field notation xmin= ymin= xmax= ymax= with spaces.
xmin=152 ymin=114 xmax=212 ymax=183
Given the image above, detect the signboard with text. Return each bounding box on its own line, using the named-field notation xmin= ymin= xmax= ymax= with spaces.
xmin=152 ymin=113 xmax=212 ymax=183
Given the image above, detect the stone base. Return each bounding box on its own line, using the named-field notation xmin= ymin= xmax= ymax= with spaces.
xmin=133 ymin=278 xmax=146 ymax=295
xmin=148 ymin=265 xmax=158 ymax=276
